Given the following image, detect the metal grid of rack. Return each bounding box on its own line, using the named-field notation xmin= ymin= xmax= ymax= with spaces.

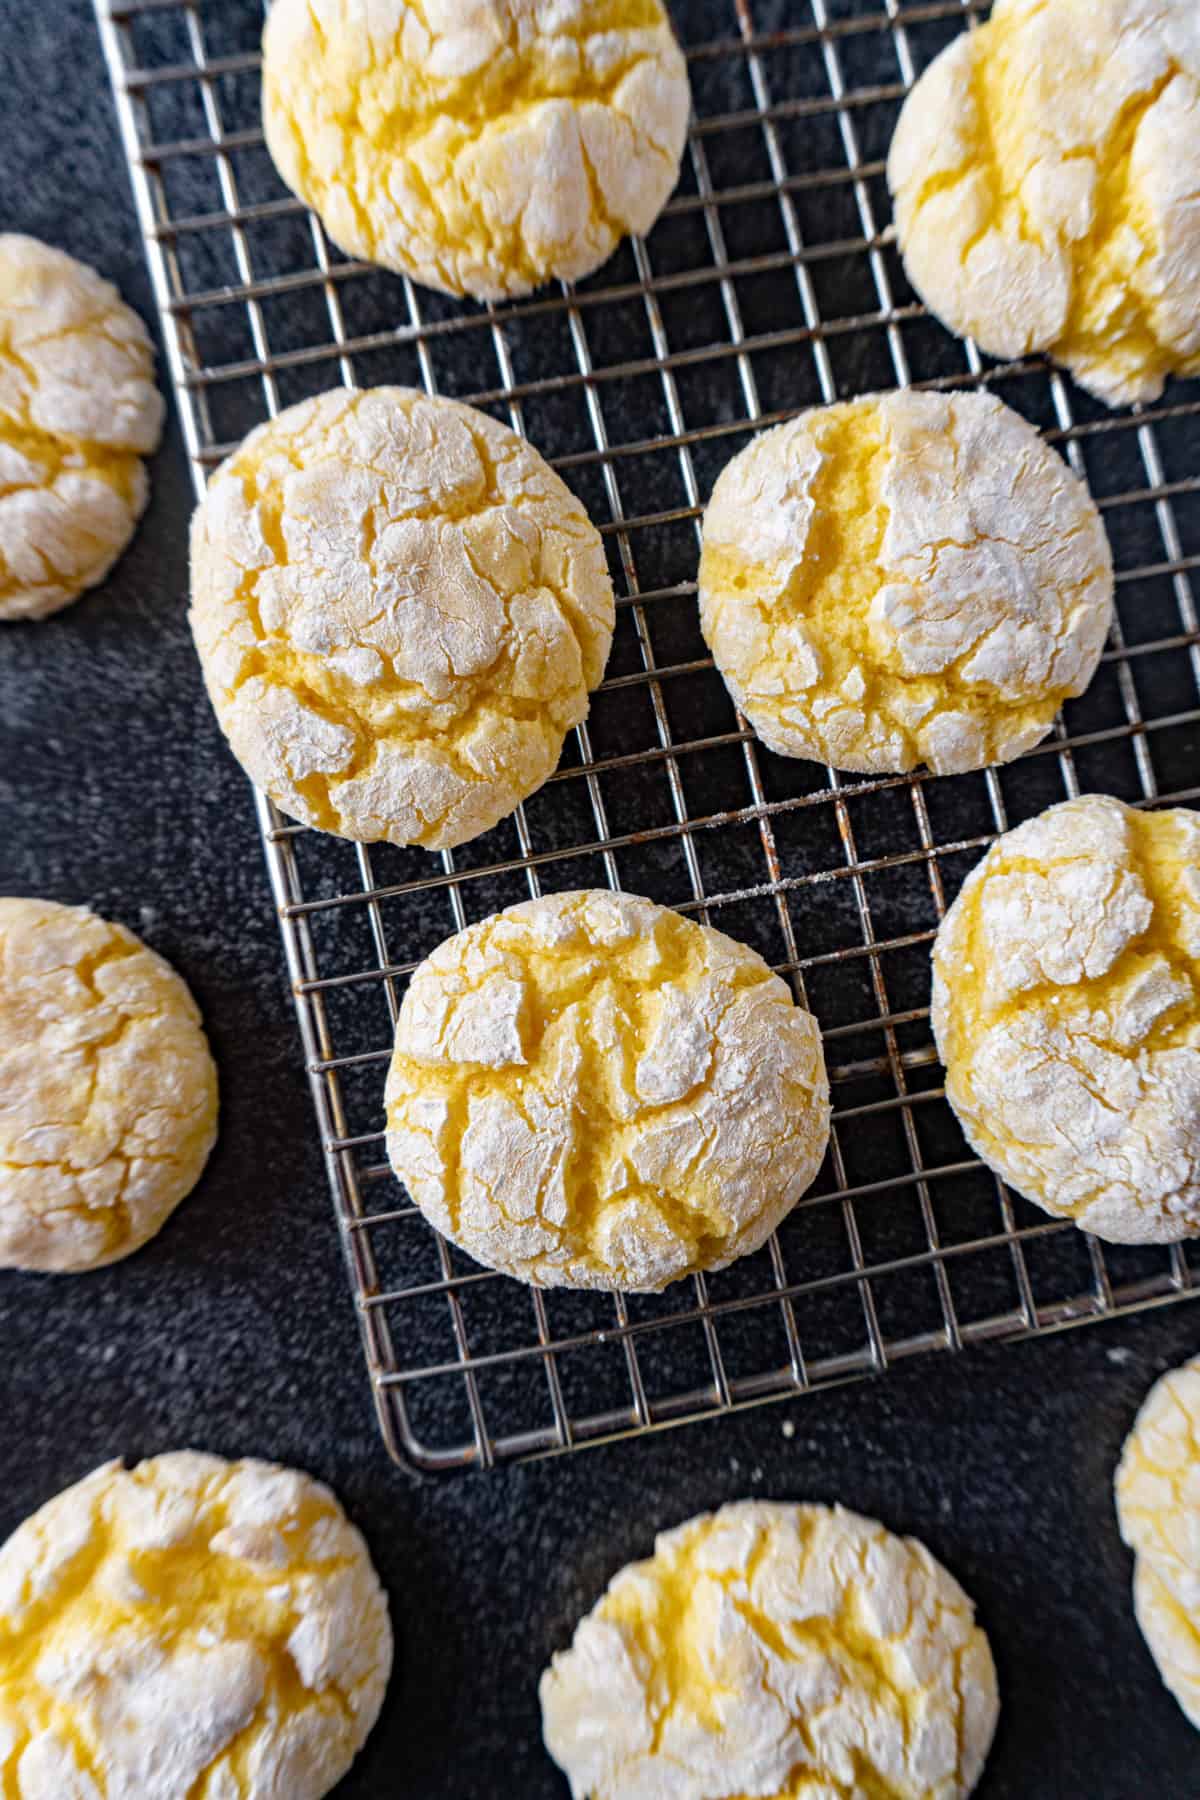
xmin=95 ymin=0 xmax=1200 ymax=1471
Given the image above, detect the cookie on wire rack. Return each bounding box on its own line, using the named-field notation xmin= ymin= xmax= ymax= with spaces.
xmin=385 ymin=889 xmax=830 ymax=1291
xmin=698 ymin=388 xmax=1113 ymax=776
xmin=887 ymin=0 xmax=1200 ymax=407
xmin=189 ymin=386 xmax=614 ymax=851
xmin=261 ymin=0 xmax=692 ymax=300
xmin=932 ymin=794 xmax=1200 ymax=1245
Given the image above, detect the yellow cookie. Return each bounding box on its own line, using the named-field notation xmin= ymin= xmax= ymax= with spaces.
xmin=385 ymin=890 xmax=829 ymax=1290
xmin=698 ymin=389 xmax=1112 ymax=776
xmin=1117 ymin=1353 xmax=1200 ymax=1607
xmin=1116 ymin=1353 xmax=1200 ymax=1729
xmin=1132 ymin=1558 xmax=1200 ymax=1731
xmin=0 ymin=898 xmax=218 ymax=1273
xmin=189 ymin=387 xmax=614 ymax=851
xmin=0 ymin=1452 xmax=392 ymax=1797
xmin=888 ymin=0 xmax=1200 ymax=407
xmin=540 ymin=1500 xmax=999 ymax=1799
xmin=931 ymin=794 xmax=1200 ymax=1244
xmin=261 ymin=0 xmax=691 ymax=300
xmin=0 ymin=235 xmax=163 ymax=621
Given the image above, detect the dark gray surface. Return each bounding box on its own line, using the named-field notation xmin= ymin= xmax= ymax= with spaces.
xmin=4 ymin=3 xmax=1200 ymax=1795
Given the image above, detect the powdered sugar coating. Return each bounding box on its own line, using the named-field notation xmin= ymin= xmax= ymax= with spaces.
xmin=0 ymin=235 xmax=163 ymax=621
xmin=1132 ymin=1556 xmax=1200 ymax=1731
xmin=0 ymin=1452 xmax=392 ymax=1798
xmin=0 ymin=898 xmax=218 ymax=1273
xmin=189 ymin=386 xmax=614 ymax=850
xmin=1118 ymin=1354 xmax=1200 ymax=1607
xmin=931 ymin=794 xmax=1200 ymax=1243
xmin=1116 ymin=1352 xmax=1200 ymax=1729
xmin=699 ymin=389 xmax=1112 ymax=776
xmin=385 ymin=889 xmax=830 ymax=1290
xmin=888 ymin=0 xmax=1200 ymax=407
xmin=261 ymin=0 xmax=691 ymax=300
xmin=540 ymin=1499 xmax=999 ymax=1800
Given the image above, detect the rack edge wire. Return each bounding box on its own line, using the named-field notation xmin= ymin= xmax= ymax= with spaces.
xmin=92 ymin=0 xmax=1200 ymax=1474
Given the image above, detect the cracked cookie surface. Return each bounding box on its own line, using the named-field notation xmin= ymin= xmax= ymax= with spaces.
xmin=888 ymin=0 xmax=1200 ymax=407
xmin=932 ymin=794 xmax=1200 ymax=1243
xmin=0 ymin=898 xmax=218 ymax=1273
xmin=1116 ymin=1354 xmax=1200 ymax=1727
xmin=261 ymin=0 xmax=691 ymax=299
xmin=539 ymin=1499 xmax=999 ymax=1800
xmin=698 ymin=390 xmax=1112 ymax=776
xmin=1132 ymin=1556 xmax=1200 ymax=1733
xmin=0 ymin=235 xmax=163 ymax=622
xmin=189 ymin=386 xmax=614 ymax=850
xmin=0 ymin=1451 xmax=392 ymax=1799
xmin=385 ymin=889 xmax=830 ymax=1290
xmin=1118 ymin=1353 xmax=1200 ymax=1611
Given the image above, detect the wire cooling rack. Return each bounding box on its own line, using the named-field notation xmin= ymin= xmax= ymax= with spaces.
xmin=95 ymin=0 xmax=1200 ymax=1472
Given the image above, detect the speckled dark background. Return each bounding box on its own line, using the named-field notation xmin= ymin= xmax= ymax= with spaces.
xmin=3 ymin=2 xmax=1200 ymax=1794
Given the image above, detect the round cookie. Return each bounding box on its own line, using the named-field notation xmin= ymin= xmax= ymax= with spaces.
xmin=261 ymin=0 xmax=691 ymax=300
xmin=698 ymin=389 xmax=1113 ymax=776
xmin=1117 ymin=1355 xmax=1200 ymax=1729
xmin=0 ymin=898 xmax=218 ymax=1272
xmin=189 ymin=386 xmax=614 ymax=851
xmin=0 ymin=234 xmax=163 ymax=621
xmin=1133 ymin=1556 xmax=1200 ymax=1731
xmin=0 ymin=1452 xmax=392 ymax=1797
xmin=931 ymin=794 xmax=1200 ymax=1244
xmin=887 ymin=0 xmax=1200 ymax=407
xmin=540 ymin=1499 xmax=1000 ymax=1800
xmin=385 ymin=889 xmax=830 ymax=1290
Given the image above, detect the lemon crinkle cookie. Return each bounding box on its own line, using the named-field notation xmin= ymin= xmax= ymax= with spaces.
xmin=0 ymin=898 xmax=218 ymax=1274
xmin=1132 ymin=1559 xmax=1200 ymax=1734
xmin=540 ymin=1499 xmax=999 ymax=1800
xmin=0 ymin=235 xmax=163 ymax=621
xmin=385 ymin=889 xmax=830 ymax=1290
xmin=189 ymin=386 xmax=614 ymax=850
xmin=1117 ymin=1352 xmax=1200 ymax=1613
xmin=0 ymin=1452 xmax=392 ymax=1798
xmin=1122 ymin=1353 xmax=1200 ymax=1728
xmin=932 ymin=793 xmax=1200 ymax=1244
xmin=261 ymin=0 xmax=691 ymax=300
xmin=888 ymin=0 xmax=1200 ymax=407
xmin=1116 ymin=1353 xmax=1200 ymax=1727
xmin=698 ymin=389 xmax=1112 ymax=776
